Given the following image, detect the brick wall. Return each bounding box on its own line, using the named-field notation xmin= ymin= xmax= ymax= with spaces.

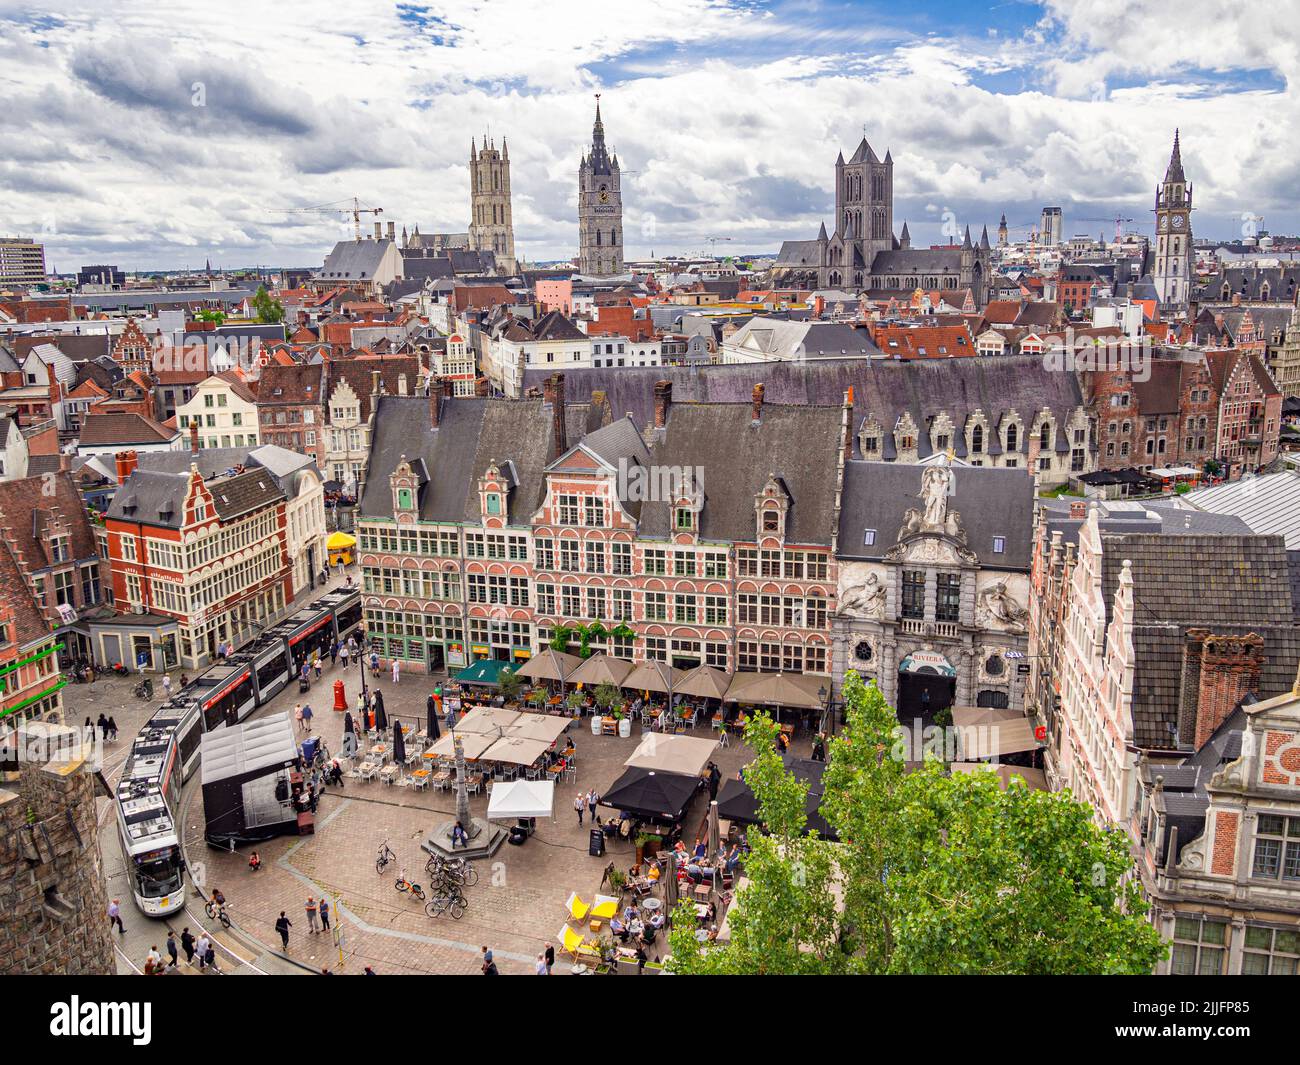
xmin=1191 ymin=630 xmax=1265 ymax=750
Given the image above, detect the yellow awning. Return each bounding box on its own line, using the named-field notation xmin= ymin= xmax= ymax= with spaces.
xmin=326 ymin=532 xmax=357 ymax=549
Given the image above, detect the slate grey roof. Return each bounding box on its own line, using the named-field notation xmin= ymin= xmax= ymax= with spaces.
xmin=359 ymin=396 xmax=555 ymax=525
xmin=775 ymin=239 xmax=824 ymax=267
xmin=837 ymin=462 xmax=1035 ymax=568
xmin=314 ymin=239 xmax=397 ymax=282
xmin=869 ymin=249 xmax=964 ymax=274
xmin=636 ymin=403 xmax=843 ymax=545
xmin=208 ymin=468 xmax=283 ymax=521
xmin=521 ymin=356 xmax=1084 ymax=456
xmin=77 ymin=411 xmax=180 ymax=447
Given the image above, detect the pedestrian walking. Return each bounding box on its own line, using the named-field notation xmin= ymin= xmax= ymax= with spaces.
xmin=195 ymin=933 xmax=211 ymax=970
xmin=535 ymin=952 xmax=548 ymax=975
xmin=391 ymin=659 xmax=400 ymax=684
xmin=96 ymin=713 xmax=108 ymax=740
xmin=370 ymin=651 xmax=380 ymax=679
xmin=363 ymin=966 xmax=377 ymax=975
xmin=330 ymin=641 xmax=339 ymax=667
xmin=145 ymin=945 xmax=163 ymax=972
xmin=574 ymin=791 xmax=585 ymax=826
xmin=319 ymin=896 xmax=331 ymax=932
xmin=181 ymin=927 xmax=195 ymax=964
xmin=107 ymin=716 xmax=118 ymax=742
xmin=313 ymin=650 xmax=322 ymax=679
xmin=446 ymin=705 xmax=456 ymax=732
xmin=544 ymin=942 xmax=555 ymax=974
xmin=275 ymin=911 xmax=292 ymax=949
xmin=301 ymin=703 xmax=313 ymax=734
xmin=481 ymin=946 xmax=498 ymax=976
xmin=166 ymin=931 xmax=179 ymax=969
xmin=340 ymin=642 xmax=350 ymax=669
xmin=587 ymin=788 xmax=599 ymax=825
xmin=107 ymin=898 xmax=125 ymax=934
xmin=347 ymin=637 xmax=357 ymax=667
xmin=204 ymin=942 xmax=218 ymax=973
xmin=162 ymin=674 xmax=173 ymax=700
xmin=305 ymin=896 xmax=319 ymax=934
xmin=294 ymin=703 xmax=304 ymax=731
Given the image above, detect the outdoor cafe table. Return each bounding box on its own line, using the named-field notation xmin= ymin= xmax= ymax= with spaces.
xmin=369 ymin=743 xmax=390 ymax=760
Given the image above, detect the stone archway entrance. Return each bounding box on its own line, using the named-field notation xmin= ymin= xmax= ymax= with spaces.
xmin=896 ymin=650 xmax=956 ymax=724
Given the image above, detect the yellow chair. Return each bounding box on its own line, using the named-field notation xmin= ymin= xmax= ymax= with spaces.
xmin=590 ymin=894 xmax=619 ymax=920
xmin=559 ymin=924 xmax=601 ymax=962
xmin=565 ymin=892 xmax=590 ymax=923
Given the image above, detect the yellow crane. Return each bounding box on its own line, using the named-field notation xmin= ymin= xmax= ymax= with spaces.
xmin=286 ymin=197 xmax=385 ymax=240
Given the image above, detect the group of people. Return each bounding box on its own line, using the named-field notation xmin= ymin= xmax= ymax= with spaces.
xmin=143 ymin=927 xmax=218 ymax=974
xmin=83 ymin=715 xmax=119 ymax=743
xmin=573 ymin=787 xmax=600 ymax=826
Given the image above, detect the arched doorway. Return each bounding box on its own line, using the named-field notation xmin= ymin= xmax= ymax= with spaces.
xmin=897 ymin=650 xmax=956 ymax=724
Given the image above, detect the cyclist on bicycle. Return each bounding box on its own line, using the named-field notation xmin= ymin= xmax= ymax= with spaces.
xmin=210 ymin=888 xmax=227 ymax=918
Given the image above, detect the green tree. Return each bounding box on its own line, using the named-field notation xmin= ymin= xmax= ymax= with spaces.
xmin=195 ymin=308 xmax=225 ymax=325
xmin=251 ymin=284 xmax=284 ymax=324
xmin=669 ymin=673 xmax=1167 ymax=975
xmin=497 ymin=667 xmax=522 ymax=704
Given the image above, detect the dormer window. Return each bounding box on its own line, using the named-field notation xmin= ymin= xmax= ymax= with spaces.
xmin=398 ymin=488 xmax=414 ymax=510
xmin=762 ymin=510 xmax=779 ymax=532
xmin=676 ymin=507 xmax=694 ymax=531
xmin=486 ymin=493 xmax=501 ymax=516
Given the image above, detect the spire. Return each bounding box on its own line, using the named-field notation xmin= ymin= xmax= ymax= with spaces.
xmin=817 ymin=220 xmax=828 ymax=241
xmin=470 ymin=136 xmax=476 ymax=159
xmin=1164 ymin=128 xmax=1186 ymax=184
xmin=1000 ymin=212 xmax=1007 ymax=225
xmin=835 ymin=150 xmax=845 ymax=166
xmin=587 ymin=93 xmax=612 ymax=175
xmin=979 ymin=225 xmax=990 ymax=250
xmin=899 ymin=221 xmax=910 ymax=249
xmin=962 ymin=225 xmax=972 ymax=249
xmin=502 ymin=136 xmax=508 ymax=159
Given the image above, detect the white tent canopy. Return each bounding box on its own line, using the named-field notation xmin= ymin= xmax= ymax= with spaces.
xmin=624 ymin=733 xmax=718 ymax=778
xmin=487 ymin=779 xmax=556 ymax=821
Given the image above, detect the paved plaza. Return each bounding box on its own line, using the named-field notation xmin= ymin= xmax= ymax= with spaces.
xmin=66 ymin=628 xmax=812 ymax=975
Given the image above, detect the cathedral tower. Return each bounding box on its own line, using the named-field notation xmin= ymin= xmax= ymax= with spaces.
xmin=1153 ymin=129 xmax=1193 ymax=312
xmin=577 ymin=96 xmax=624 ymax=276
xmin=469 ymin=135 xmax=516 ymax=274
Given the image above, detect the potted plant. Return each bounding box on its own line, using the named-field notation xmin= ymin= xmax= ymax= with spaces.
xmin=634 ymin=832 xmax=661 ymax=866
xmin=565 ymin=689 xmax=586 ymax=718
xmin=606 ymin=867 xmax=627 ymax=896
xmin=498 ymin=668 xmax=522 ymax=706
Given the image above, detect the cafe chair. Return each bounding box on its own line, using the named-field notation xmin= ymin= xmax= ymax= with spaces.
xmin=591 ymin=894 xmax=619 ymax=920
xmin=566 ymin=892 xmax=591 ymax=923
xmin=558 ymin=924 xmax=601 ymax=964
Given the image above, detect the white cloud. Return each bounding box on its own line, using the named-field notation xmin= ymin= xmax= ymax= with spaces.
xmin=1 ymin=0 xmax=1296 ymax=269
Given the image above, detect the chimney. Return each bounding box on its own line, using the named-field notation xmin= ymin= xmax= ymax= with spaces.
xmin=374 ymin=221 xmax=382 ymax=240
xmin=751 ymin=383 xmax=765 ymax=423
xmin=475 ymin=376 xmax=490 ymax=397
xmin=190 ymin=421 xmax=200 ymax=456
xmin=387 ymin=221 xmax=395 ymax=240
xmin=58 ymin=451 xmax=71 ymax=474
xmin=551 ymin=372 xmax=567 ymax=455
xmin=370 ymin=370 xmax=382 ymax=400
xmin=842 ymin=389 xmax=853 ymax=464
xmin=115 ymin=450 xmax=138 ymax=483
xmin=1187 ymin=630 xmax=1265 ymax=749
xmin=1068 ymin=499 xmax=1087 ymax=519
xmin=441 ymin=378 xmax=454 ymax=400
xmin=429 ymin=385 xmax=441 ymax=430
xmin=653 ymin=380 xmax=672 ymax=429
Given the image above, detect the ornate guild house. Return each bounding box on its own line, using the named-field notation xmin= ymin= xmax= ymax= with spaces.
xmin=832 ymin=459 xmax=1035 ymax=719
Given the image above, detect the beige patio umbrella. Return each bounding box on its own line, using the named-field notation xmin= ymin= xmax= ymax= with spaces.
xmin=453 ymin=706 xmax=522 ymax=734
xmin=425 ymin=730 xmax=498 ymax=760
xmin=568 ymin=651 xmax=634 ymax=687
xmin=622 ymin=660 xmax=685 ymax=695
xmin=508 ymin=713 xmax=571 ymax=744
xmin=624 ymin=733 xmax=718 ymax=777
xmin=675 ymin=664 xmax=732 ymax=700
xmin=481 ymin=735 xmax=551 ymax=767
xmin=724 ymin=671 xmax=822 ymax=709
xmin=513 ymin=648 xmax=582 ymax=683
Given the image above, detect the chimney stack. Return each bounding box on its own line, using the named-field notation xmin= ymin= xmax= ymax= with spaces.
xmin=374 ymin=221 xmax=382 ymax=240
xmin=370 ymin=370 xmax=382 ymax=399
xmin=1187 ymin=630 xmax=1265 ymax=749
xmin=551 ymin=372 xmax=567 ymax=455
xmin=387 ymin=221 xmax=395 ymax=240
xmin=429 ymin=383 xmax=441 ymax=429
xmin=115 ymin=450 xmax=138 ymax=483
xmin=653 ymin=380 xmax=672 ymax=429
xmin=475 ymin=376 xmax=490 ymax=398
xmin=58 ymin=451 xmax=71 ymax=474
xmin=751 ymin=383 xmax=765 ymax=423
xmin=441 ymin=378 xmax=454 ymax=399
xmin=842 ymin=389 xmax=854 ymax=464
xmin=190 ymin=421 xmax=200 ymax=456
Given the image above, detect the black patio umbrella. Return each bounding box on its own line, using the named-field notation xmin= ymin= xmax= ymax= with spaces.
xmin=342 ymin=712 xmax=356 ymax=756
xmin=598 ymin=767 xmax=699 ymax=824
xmin=715 ymin=757 xmax=837 ymax=840
xmin=373 ymin=691 xmax=388 ymax=732
xmin=392 ymin=721 xmax=406 ymax=764
xmin=427 ymin=694 xmax=441 ymax=740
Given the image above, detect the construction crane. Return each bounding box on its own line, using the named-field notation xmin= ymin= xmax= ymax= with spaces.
xmin=703 ymin=236 xmax=733 ymax=258
xmin=286 ymin=197 xmax=385 ymax=240
xmin=1078 ymin=215 xmax=1139 ymax=240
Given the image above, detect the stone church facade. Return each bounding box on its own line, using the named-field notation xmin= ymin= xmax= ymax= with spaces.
xmin=832 ymin=461 xmax=1034 ymax=721
xmin=468 ymin=136 xmax=516 ymax=274
xmin=774 ymin=136 xmax=993 ymax=305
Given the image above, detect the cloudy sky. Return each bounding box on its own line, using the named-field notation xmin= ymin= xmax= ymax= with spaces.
xmin=2 ymin=0 xmax=1296 ymax=271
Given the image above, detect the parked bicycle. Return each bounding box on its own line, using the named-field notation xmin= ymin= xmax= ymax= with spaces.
xmin=394 ymin=874 xmax=426 ymax=901
xmin=133 ymin=677 xmax=154 ymax=701
xmin=375 ymin=840 xmax=396 ymax=875
xmin=424 ymin=887 xmax=467 ymax=920
xmin=425 ymin=854 xmax=479 ymax=886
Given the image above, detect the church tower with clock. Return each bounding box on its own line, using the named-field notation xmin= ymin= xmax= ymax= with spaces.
xmin=577 ymin=96 xmax=624 ymax=276
xmin=1153 ymin=130 xmax=1193 ymax=312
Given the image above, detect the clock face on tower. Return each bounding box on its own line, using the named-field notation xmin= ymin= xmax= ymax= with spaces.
xmin=1158 ymin=216 xmax=1168 ymax=232
xmin=598 ymin=184 xmax=609 ymax=204
xmin=1172 ymin=214 xmax=1185 ymax=230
